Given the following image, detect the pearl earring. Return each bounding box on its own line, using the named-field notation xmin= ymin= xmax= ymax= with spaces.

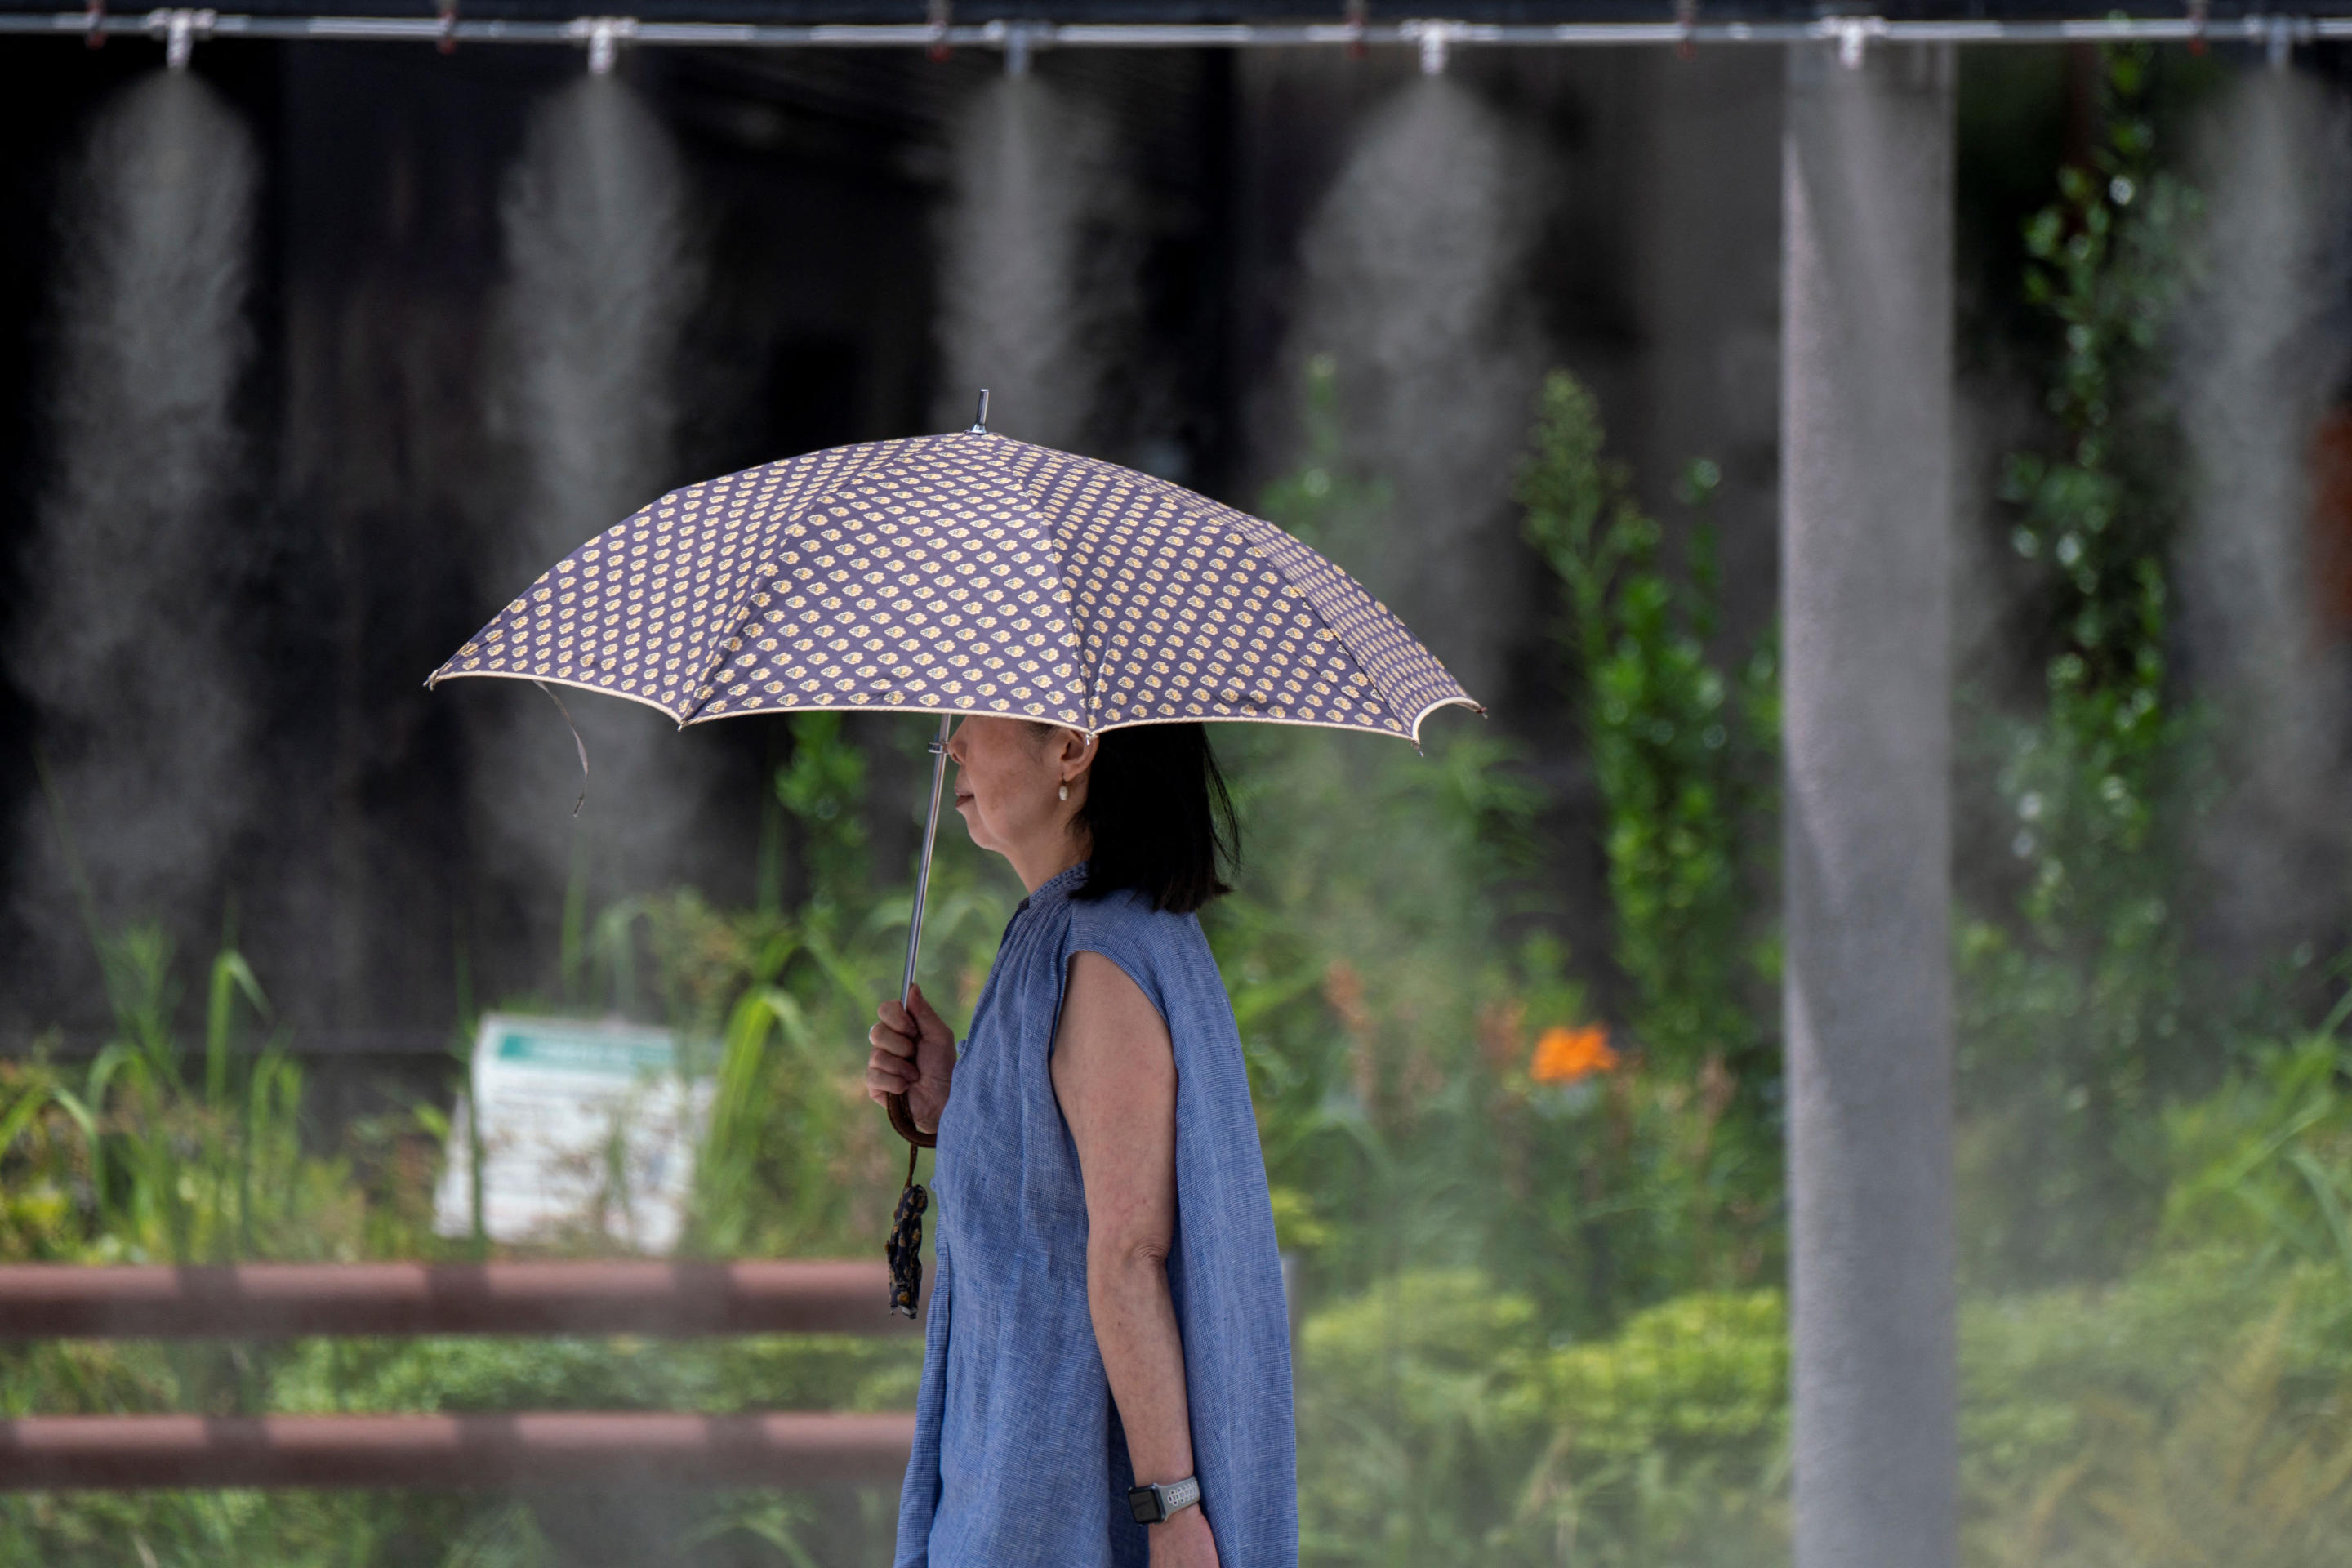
xmin=1058 ymin=783 xmax=1069 ymax=802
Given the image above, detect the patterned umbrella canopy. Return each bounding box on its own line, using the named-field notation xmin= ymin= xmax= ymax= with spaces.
xmin=427 ymin=428 xmax=1479 ymax=742
xmin=432 ymin=416 xmax=1481 ymax=1291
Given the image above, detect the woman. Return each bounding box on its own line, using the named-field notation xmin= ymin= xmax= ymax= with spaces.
xmin=865 ymin=716 xmax=1297 ymax=1568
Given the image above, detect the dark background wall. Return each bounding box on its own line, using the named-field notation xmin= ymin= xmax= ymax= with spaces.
xmin=0 ymin=33 xmax=1792 ymax=1089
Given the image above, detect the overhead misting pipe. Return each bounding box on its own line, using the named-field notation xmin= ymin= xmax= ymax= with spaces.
xmin=14 ymin=11 xmax=2352 ymax=53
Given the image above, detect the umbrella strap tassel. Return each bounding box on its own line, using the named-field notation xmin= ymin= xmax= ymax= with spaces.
xmin=885 ymin=1144 xmax=929 ymax=1317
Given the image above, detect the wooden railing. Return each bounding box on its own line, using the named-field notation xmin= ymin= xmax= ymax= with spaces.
xmin=0 ymin=1262 xmax=919 ymax=1490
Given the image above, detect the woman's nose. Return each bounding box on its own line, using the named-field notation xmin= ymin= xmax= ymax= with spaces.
xmin=945 ymin=721 xmax=967 ymax=763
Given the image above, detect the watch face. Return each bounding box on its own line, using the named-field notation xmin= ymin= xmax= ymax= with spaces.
xmin=1126 ymin=1486 xmax=1163 ymax=1526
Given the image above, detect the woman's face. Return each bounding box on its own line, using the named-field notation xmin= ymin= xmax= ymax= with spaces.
xmin=947 ymin=716 xmax=1089 ymax=861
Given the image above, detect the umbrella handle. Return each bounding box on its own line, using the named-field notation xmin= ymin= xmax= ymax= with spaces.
xmin=887 ymin=1093 xmax=937 ymax=1149
xmin=888 ymin=714 xmax=953 ymax=1152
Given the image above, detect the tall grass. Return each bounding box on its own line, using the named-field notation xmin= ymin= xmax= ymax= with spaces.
xmin=1 ymin=926 xmax=338 ymax=1267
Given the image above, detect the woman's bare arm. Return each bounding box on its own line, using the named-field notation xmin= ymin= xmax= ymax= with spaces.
xmin=1052 ymin=950 xmax=1219 ymax=1568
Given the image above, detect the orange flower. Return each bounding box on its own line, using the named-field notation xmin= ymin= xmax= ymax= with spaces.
xmin=1530 ymin=1023 xmax=1618 ymax=1085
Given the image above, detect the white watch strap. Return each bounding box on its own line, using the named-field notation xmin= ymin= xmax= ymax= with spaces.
xmin=1158 ymin=1475 xmax=1200 ymax=1517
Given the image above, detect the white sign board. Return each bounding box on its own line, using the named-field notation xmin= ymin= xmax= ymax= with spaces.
xmin=434 ymin=1013 xmax=713 ymax=1255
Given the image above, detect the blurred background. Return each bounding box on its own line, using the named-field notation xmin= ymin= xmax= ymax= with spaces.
xmin=2 ymin=15 xmax=2352 ymax=1566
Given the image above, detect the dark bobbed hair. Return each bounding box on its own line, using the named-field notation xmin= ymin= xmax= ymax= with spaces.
xmin=1049 ymin=721 xmax=1238 ymax=915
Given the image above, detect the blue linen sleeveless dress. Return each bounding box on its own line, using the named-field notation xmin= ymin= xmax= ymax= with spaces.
xmin=893 ymin=862 xmax=1298 ymax=1568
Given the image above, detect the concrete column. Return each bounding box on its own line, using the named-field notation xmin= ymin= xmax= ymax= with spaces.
xmin=1780 ymin=39 xmax=1958 ymax=1568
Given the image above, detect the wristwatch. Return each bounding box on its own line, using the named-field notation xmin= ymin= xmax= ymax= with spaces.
xmin=1126 ymin=1474 xmax=1202 ymax=1525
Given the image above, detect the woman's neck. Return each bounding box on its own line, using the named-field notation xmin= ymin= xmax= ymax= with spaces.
xmin=1006 ymin=831 xmax=1089 ymax=896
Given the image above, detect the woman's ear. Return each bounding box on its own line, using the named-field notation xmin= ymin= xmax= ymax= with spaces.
xmin=1060 ymin=728 xmax=1100 ymax=783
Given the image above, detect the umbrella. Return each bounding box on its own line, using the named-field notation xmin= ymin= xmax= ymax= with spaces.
xmin=430 ymin=393 xmax=1481 ymax=1306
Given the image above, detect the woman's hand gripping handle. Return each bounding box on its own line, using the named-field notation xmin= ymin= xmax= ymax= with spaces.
xmin=867 ymin=983 xmax=956 ymax=1144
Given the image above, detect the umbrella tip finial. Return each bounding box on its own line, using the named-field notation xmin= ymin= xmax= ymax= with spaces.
xmin=967 ymin=389 xmax=991 ymax=435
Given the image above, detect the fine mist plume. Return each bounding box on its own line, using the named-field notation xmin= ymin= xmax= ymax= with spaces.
xmin=933 ymin=74 xmax=1129 ymax=451
xmin=474 ymin=77 xmax=712 ymax=948
xmin=7 ymin=73 xmax=259 ymax=978
xmin=2176 ymin=69 xmax=2352 ymax=964
xmin=1288 ymin=77 xmax=1544 ymax=701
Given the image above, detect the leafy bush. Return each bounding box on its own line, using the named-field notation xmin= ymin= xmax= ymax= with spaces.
xmin=1517 ymin=371 xmax=1779 ymax=1094
xmin=1962 ymin=1257 xmax=2352 ymax=1568
xmin=1295 ymin=1271 xmax=1784 ymax=1568
xmin=1958 ymin=42 xmax=2212 ymax=1286
xmin=2155 ymin=1021 xmax=2352 ymax=1277
xmin=1512 ymin=366 xmax=1784 ymax=1321
xmin=1297 ymin=1238 xmax=2352 ymax=1567
xmin=1217 ymin=358 xmax=1780 ymax=1339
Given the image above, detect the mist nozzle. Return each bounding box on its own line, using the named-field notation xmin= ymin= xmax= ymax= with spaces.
xmin=2265 ymin=13 xmax=2307 ymax=69
xmin=1826 ymin=15 xmax=1885 ymax=68
xmin=1404 ymin=19 xmax=1460 ymax=75
xmin=1004 ymin=20 xmax=1041 ymax=76
xmin=567 ymin=15 xmax=637 ymax=76
xmin=151 ymin=7 xmax=215 ymax=69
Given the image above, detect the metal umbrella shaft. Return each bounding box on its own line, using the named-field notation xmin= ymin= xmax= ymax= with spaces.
xmin=887 ymin=713 xmax=951 ymax=1149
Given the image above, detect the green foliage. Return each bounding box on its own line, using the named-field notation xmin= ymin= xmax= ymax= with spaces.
xmin=1516 ymin=370 xmax=1778 ymax=1090
xmin=268 ymin=1334 xmax=920 ymax=1417
xmin=1220 ymin=355 xmax=1558 ymax=1300
xmin=0 ymin=1490 xmax=556 ymax=1568
xmin=2156 ymin=1012 xmax=2352 ymax=1280
xmin=1960 ymin=43 xmax=2210 ymax=1286
xmin=1295 ymin=1271 xmax=1785 ymax=1568
xmin=2021 ymin=1308 xmax=2352 ymax=1568
xmin=1545 ymin=1289 xmax=1786 ymax=1461
xmin=1961 ymin=1256 xmax=2352 ymax=1568
xmin=1296 ymin=1270 xmax=1549 ymax=1565
xmin=0 ymin=929 xmax=385 ymax=1267
xmin=773 ymin=710 xmax=871 ymax=908
xmin=1221 ymin=358 xmax=1780 ymax=1339
xmin=1298 ymin=1239 xmax=2352 ymax=1568
xmin=1495 ymin=1028 xmax=1776 ymax=1334
xmin=1511 ymin=367 xmax=1783 ymax=1321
